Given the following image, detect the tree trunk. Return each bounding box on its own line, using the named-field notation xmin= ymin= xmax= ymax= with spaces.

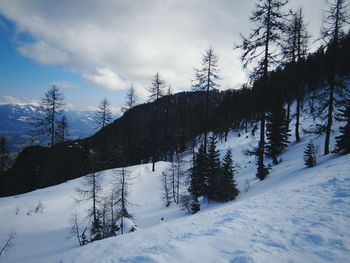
xmin=295 ymin=86 xmax=301 ymax=142
xmin=286 ymin=99 xmax=291 ymax=132
xmin=93 ymin=173 xmax=97 ymax=223
xmin=324 ymin=76 xmax=335 ymax=155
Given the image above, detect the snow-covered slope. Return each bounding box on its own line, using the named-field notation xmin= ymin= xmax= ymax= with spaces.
xmin=56 ymin=154 xmax=350 ymax=263
xmin=0 ymin=107 xmax=349 ymax=262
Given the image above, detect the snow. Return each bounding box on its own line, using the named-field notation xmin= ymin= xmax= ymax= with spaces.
xmin=0 ymin=106 xmax=349 ymax=262
xmin=115 ymin=217 xmax=137 ymax=234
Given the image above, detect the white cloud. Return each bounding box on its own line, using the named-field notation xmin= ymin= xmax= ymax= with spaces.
xmin=18 ymin=41 xmax=70 ymax=65
xmin=83 ymin=68 xmax=128 ymax=91
xmin=51 ymin=81 xmax=79 ymax=89
xmin=0 ymin=0 xmax=328 ymax=100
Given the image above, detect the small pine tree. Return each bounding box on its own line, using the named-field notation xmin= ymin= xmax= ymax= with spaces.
xmin=220 ymin=149 xmax=239 ymax=201
xmin=266 ymin=101 xmax=290 ymax=164
xmin=189 ymin=144 xmax=207 ymax=199
xmin=206 ymin=136 xmax=221 ymax=201
xmin=336 ymin=100 xmax=350 ymax=154
xmin=304 ymin=141 xmax=317 ymax=167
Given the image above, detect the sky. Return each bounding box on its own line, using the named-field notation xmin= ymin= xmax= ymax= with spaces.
xmin=0 ymin=0 xmax=331 ymax=112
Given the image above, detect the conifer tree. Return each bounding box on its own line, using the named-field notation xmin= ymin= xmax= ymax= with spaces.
xmin=76 ymin=170 xmax=103 ymax=241
xmin=76 ymin=151 xmax=103 ymax=241
xmin=304 ymin=141 xmax=317 ymax=167
xmin=266 ymin=101 xmax=290 ymax=164
xmin=113 ymin=166 xmax=133 ymax=235
xmin=55 ymin=114 xmax=69 ymax=143
xmin=220 ymin=149 xmax=239 ymax=201
xmin=320 ymin=0 xmax=349 ymax=155
xmin=148 ymin=72 xmax=166 ymax=172
xmin=206 ymin=136 xmax=221 ymax=201
xmin=103 ymin=186 xmax=116 ymax=237
xmin=283 ymin=8 xmax=309 ymax=142
xmin=94 ymin=98 xmax=112 ymax=129
xmin=123 ymin=85 xmax=138 ymax=112
xmin=122 ymin=85 xmax=138 ymax=160
xmin=336 ymin=99 xmax=350 ymax=154
xmin=192 ymin=47 xmax=220 ymax=152
xmin=31 ymin=85 xmax=64 ymax=146
xmin=189 ymin=144 xmax=207 ymax=199
xmin=236 ymin=0 xmax=288 ymax=180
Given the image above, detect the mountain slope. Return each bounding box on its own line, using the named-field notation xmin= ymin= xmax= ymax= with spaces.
xmin=0 ymin=112 xmax=349 ymax=262
xmin=56 ymin=154 xmax=350 ymax=263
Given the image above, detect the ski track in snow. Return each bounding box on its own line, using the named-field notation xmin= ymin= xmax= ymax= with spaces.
xmin=0 ymin=111 xmax=349 ymax=262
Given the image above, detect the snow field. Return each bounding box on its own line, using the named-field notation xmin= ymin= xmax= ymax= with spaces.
xmin=0 ymin=106 xmax=349 ymax=262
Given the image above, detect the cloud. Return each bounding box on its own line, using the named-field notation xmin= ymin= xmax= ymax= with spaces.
xmin=0 ymin=0 xmax=328 ymax=99
xmin=83 ymin=68 xmax=128 ymax=91
xmin=51 ymin=81 xmax=79 ymax=89
xmin=18 ymin=41 xmax=70 ymax=65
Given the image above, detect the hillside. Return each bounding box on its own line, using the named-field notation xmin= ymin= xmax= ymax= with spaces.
xmin=0 ymin=111 xmax=349 ymax=262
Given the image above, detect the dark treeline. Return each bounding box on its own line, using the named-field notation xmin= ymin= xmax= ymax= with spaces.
xmin=1 ymin=32 xmax=350 ymax=197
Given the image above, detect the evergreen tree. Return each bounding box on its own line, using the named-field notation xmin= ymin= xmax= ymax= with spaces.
xmin=336 ymin=99 xmax=350 ymax=154
xmin=236 ymin=0 xmax=289 ymax=180
xmin=206 ymin=136 xmax=221 ymax=201
xmin=55 ymin=114 xmax=69 ymax=143
xmin=147 ymin=72 xmax=166 ymax=172
xmin=304 ymin=141 xmax=317 ymax=167
xmin=192 ymin=47 xmax=220 ymax=152
xmin=220 ymin=149 xmax=239 ymax=201
xmin=265 ymin=101 xmax=290 ymax=164
xmin=31 ymin=85 xmax=64 ymax=146
xmin=189 ymin=144 xmax=207 ymax=199
xmin=94 ymin=98 xmax=112 ymax=129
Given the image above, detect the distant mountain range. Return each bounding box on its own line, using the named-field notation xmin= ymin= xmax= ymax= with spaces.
xmin=0 ymin=103 xmax=118 ymax=152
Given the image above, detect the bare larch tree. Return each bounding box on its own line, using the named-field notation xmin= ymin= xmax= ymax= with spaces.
xmin=235 ymin=0 xmax=288 ymax=180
